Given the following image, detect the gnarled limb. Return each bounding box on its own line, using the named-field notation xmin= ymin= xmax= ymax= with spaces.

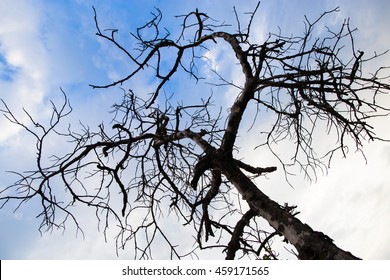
xmin=2 ymin=4 xmax=389 ymax=259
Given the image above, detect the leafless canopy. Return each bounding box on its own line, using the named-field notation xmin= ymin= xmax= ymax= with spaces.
xmin=1 ymin=3 xmax=389 ymax=259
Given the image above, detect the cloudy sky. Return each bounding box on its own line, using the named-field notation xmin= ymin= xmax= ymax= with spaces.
xmin=1 ymin=0 xmax=390 ymax=260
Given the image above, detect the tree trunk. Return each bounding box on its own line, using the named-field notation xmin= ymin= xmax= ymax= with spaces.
xmin=214 ymin=151 xmax=360 ymax=260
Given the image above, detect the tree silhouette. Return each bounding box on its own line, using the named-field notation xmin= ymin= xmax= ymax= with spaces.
xmin=1 ymin=4 xmax=390 ymax=259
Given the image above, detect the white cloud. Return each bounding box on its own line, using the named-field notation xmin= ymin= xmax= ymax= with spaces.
xmin=291 ymin=141 xmax=390 ymax=259
xmin=1 ymin=0 xmax=390 ymax=260
xmin=0 ymin=0 xmax=111 ymax=259
xmin=0 ymin=0 xmax=49 ymax=142
xmin=229 ymin=0 xmax=390 ymax=260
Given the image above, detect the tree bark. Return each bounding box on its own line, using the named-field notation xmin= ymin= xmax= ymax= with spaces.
xmin=214 ymin=151 xmax=360 ymax=260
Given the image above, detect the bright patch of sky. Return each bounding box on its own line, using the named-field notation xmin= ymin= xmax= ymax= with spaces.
xmin=1 ymin=0 xmax=390 ymax=259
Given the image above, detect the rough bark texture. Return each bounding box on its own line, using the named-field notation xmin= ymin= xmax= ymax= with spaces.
xmin=214 ymin=152 xmax=359 ymax=259
xmin=2 ymin=5 xmax=389 ymax=259
xmin=185 ymin=142 xmax=360 ymax=259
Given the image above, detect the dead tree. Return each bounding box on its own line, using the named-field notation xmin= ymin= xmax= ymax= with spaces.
xmin=1 ymin=4 xmax=390 ymax=259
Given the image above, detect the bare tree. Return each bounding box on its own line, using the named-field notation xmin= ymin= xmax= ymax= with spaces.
xmin=1 ymin=4 xmax=390 ymax=259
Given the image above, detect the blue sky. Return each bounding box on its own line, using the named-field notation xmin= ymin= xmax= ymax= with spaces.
xmin=1 ymin=0 xmax=390 ymax=259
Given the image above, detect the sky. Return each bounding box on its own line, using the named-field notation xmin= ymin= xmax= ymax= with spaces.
xmin=0 ymin=0 xmax=390 ymax=260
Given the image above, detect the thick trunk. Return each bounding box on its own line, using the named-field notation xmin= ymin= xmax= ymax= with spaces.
xmin=215 ymin=152 xmax=360 ymax=260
